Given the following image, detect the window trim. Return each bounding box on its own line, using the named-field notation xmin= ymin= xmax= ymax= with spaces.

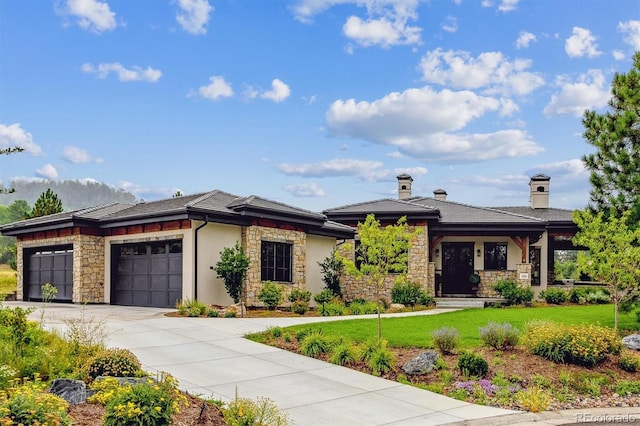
xmin=260 ymin=240 xmax=293 ymax=283
xmin=484 ymin=242 xmax=507 ymax=270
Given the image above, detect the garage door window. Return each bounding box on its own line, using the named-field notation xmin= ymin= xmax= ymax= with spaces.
xmin=261 ymin=241 xmax=292 ymax=282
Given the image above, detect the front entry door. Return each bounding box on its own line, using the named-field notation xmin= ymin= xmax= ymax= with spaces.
xmin=442 ymin=243 xmax=475 ymax=295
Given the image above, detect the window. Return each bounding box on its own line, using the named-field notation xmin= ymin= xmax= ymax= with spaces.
xmin=261 ymin=241 xmax=292 ymax=282
xmin=484 ymin=243 xmax=507 ymax=270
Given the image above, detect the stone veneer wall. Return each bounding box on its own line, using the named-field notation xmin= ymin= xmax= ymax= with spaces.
xmin=16 ymin=232 xmax=105 ymax=303
xmin=339 ymin=224 xmax=431 ymax=302
xmin=241 ymin=225 xmax=306 ymax=307
xmin=477 ymin=263 xmax=532 ymax=297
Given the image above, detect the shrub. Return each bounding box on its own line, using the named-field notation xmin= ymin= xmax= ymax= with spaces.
xmin=586 ymin=290 xmax=611 ymax=304
xmin=224 ymin=310 xmax=237 ymax=318
xmin=539 ymin=288 xmax=568 ymax=304
xmin=300 ymin=331 xmax=330 ymax=357
xmin=268 ymin=326 xmax=283 ymax=338
xmin=491 ymin=279 xmax=534 ymax=306
xmin=516 ymin=386 xmax=552 ymax=412
xmin=619 ymin=352 xmax=640 ymax=372
xmin=368 ymin=346 xmax=396 ymax=376
xmin=295 ymin=327 xmax=314 ymax=342
xmin=348 ymin=300 xmax=378 ymax=315
xmin=358 ymin=338 xmax=388 ymax=363
xmin=329 ymin=342 xmax=358 ymax=366
xmin=391 ymin=280 xmax=423 ymax=306
xmin=431 ymin=326 xmax=459 ymax=354
xmin=615 ymin=380 xmax=640 ymax=395
xmin=257 ymin=281 xmax=283 ymax=310
xmin=521 ymin=320 xmax=621 ymax=366
xmin=0 ymin=379 xmax=71 ymax=425
xmin=323 ymin=301 xmax=347 ymax=316
xmin=223 ymin=393 xmax=292 ymax=426
xmin=479 ymin=322 xmax=520 ymax=350
xmin=86 ymin=348 xmax=142 ymax=380
xmin=288 ymin=288 xmax=312 ymax=303
xmin=313 ymin=289 xmax=334 ymax=316
xmin=176 ymin=298 xmax=207 ymax=316
xmin=101 ymin=373 xmax=189 ymax=426
xmin=318 ymin=248 xmax=344 ymax=297
xmin=207 ymin=309 xmax=219 ymax=318
xmin=214 ymin=242 xmax=250 ymax=304
xmin=418 ymin=293 xmax=435 ymax=307
xmin=457 ymin=352 xmax=489 ymax=378
xmin=291 ymin=300 xmax=309 ymax=315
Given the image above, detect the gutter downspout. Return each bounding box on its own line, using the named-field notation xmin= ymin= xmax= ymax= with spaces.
xmin=194 ymin=217 xmax=209 ymax=300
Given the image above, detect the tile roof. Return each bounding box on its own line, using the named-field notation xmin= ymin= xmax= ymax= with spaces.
xmin=323 ymin=198 xmax=439 ymax=215
xmin=489 ymin=206 xmax=575 ymax=223
xmin=405 ymin=197 xmax=546 ymax=224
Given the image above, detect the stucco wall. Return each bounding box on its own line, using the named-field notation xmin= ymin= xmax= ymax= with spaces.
xmin=305 ymin=235 xmax=336 ymax=300
xmin=192 ymin=221 xmax=242 ymax=306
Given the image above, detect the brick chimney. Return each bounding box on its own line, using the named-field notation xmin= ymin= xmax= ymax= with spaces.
xmin=433 ymin=189 xmax=447 ymax=201
xmin=397 ymin=174 xmax=413 ymax=200
xmin=529 ymin=174 xmax=550 ymax=209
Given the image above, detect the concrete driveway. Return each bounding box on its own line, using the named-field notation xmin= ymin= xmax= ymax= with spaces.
xmin=12 ymin=302 xmax=521 ymax=425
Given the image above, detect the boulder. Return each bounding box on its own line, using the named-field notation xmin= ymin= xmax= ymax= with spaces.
xmin=622 ymin=334 xmax=640 ymax=351
xmin=402 ymin=350 xmax=440 ymax=375
xmin=389 ymin=303 xmax=405 ymax=310
xmin=48 ymin=379 xmax=88 ymax=406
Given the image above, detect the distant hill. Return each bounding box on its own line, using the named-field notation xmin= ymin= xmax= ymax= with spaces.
xmin=0 ymin=180 xmax=137 ymax=211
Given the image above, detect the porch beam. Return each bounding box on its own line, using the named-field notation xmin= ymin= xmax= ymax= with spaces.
xmin=510 ymin=236 xmax=528 ymax=263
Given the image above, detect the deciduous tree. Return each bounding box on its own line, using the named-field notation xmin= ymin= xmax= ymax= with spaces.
xmin=340 ymin=214 xmax=422 ymax=339
xmin=214 ymin=242 xmax=250 ymax=304
xmin=572 ymin=209 xmax=640 ymax=332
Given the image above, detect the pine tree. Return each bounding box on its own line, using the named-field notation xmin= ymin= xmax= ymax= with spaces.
xmin=582 ymin=51 xmax=640 ymax=223
xmin=27 ymin=189 xmax=63 ymax=218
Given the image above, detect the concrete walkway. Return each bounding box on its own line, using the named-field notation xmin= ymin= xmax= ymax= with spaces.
xmin=10 ymin=302 xmax=640 ymax=425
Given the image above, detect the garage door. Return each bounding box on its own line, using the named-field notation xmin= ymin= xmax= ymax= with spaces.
xmin=26 ymin=246 xmax=73 ymax=302
xmin=111 ymin=240 xmax=182 ymax=308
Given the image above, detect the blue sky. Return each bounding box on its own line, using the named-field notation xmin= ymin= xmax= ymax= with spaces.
xmin=1 ymin=0 xmax=638 ymax=212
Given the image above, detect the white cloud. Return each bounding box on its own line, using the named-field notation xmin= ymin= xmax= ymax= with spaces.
xmin=394 ymin=166 xmax=427 ymax=177
xmin=291 ymin=0 xmax=423 ymax=48
xmin=62 ymin=145 xmax=103 ymax=163
xmin=279 ymin=158 xmax=382 ymax=177
xmin=82 ymin=63 xmax=162 ymax=82
xmin=175 ymin=0 xmax=213 ymax=35
xmin=612 ymin=50 xmax=625 ymax=61
xmin=419 ymin=49 xmax=544 ymax=96
xmin=526 ymin=159 xmax=589 ymax=194
xmin=565 ymin=27 xmax=602 ymax=58
xmin=261 ymin=79 xmax=291 ymax=102
xmin=530 ymin=159 xmax=587 ymax=179
xmin=619 ymin=20 xmax=640 ymax=50
xmin=515 ymin=31 xmax=536 ymax=49
xmin=343 ymin=15 xmax=421 ymax=47
xmin=0 ymin=123 xmax=43 ymax=155
xmin=543 ymin=69 xmax=610 ymax=117
xmin=481 ymin=0 xmax=520 ymax=12
xmin=441 ymin=16 xmax=458 ymax=33
xmin=190 ymin=76 xmax=234 ymax=100
xmin=282 ymin=182 xmax=326 ymax=197
xmin=36 ymin=164 xmax=59 ymax=179
xmin=58 ymin=0 xmax=117 ymax=33
xmin=325 ymin=86 xmax=544 ymax=162
xmin=242 ymin=84 xmax=259 ymax=99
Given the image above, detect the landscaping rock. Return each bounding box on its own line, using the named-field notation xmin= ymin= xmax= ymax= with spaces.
xmin=622 ymin=334 xmax=640 ymax=350
xmin=402 ymin=350 xmax=439 ymax=375
xmin=48 ymin=379 xmax=88 ymax=406
xmin=390 ymin=303 xmax=405 ymax=310
xmin=226 ymin=303 xmax=247 ymax=317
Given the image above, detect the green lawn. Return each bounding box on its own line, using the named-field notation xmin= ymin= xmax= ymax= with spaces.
xmin=285 ymin=304 xmax=639 ymax=348
xmin=0 ymin=264 xmax=17 ymax=294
